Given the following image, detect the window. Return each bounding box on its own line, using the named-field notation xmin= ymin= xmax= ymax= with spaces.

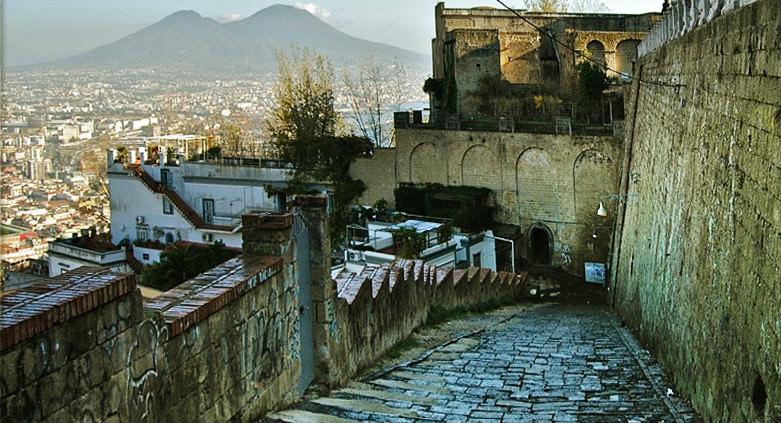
xmin=163 ymin=197 xmax=173 ymax=215
xmin=202 ymin=198 xmax=215 ymax=224
xmin=473 ymin=252 xmax=481 ymax=268
xmin=160 ymin=168 xmax=172 ymax=189
xmin=136 ymin=227 xmax=149 ymax=241
xmin=142 ymin=253 xmax=150 ymax=260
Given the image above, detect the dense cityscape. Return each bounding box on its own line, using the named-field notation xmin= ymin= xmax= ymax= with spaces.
xmin=1 ymin=1 xmax=778 ymax=422
xmin=0 ymin=65 xmax=427 ymax=278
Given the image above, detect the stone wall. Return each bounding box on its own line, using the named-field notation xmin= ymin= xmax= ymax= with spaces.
xmin=0 ymin=205 xmax=532 ymax=422
xmin=0 ymin=268 xmax=140 ymax=423
xmin=1 ymin=216 xmax=300 ymax=423
xmin=612 ymin=0 xmax=780 ymax=421
xmin=324 ymin=261 xmax=528 ymax=387
xmin=352 ymin=129 xmax=622 ymax=274
xmin=430 ymin=3 xmax=660 ymax=116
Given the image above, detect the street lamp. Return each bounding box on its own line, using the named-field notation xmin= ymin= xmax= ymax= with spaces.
xmin=596 ymin=201 xmax=608 ymax=217
xmin=596 ymin=194 xmax=638 ymax=217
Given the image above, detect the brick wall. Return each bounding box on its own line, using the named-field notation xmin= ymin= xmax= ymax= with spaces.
xmin=612 ymin=1 xmax=781 ymax=421
xmin=354 ymin=128 xmax=622 ymax=274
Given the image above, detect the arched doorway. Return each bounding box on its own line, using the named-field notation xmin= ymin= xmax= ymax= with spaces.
xmin=528 ymin=225 xmax=552 ymax=265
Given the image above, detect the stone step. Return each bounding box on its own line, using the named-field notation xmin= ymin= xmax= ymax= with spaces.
xmin=368 ymin=378 xmax=452 ymax=395
xmin=311 ymin=397 xmax=421 ymax=419
xmin=338 ymin=382 xmax=438 ymax=406
xmin=266 ymin=409 xmax=361 ymax=423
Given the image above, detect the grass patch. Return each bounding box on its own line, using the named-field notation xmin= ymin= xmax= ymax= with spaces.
xmin=425 ymin=298 xmax=511 ymax=328
xmin=385 ymin=337 xmax=421 ymax=360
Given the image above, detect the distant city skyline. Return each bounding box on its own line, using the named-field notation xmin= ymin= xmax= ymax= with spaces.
xmin=5 ymin=0 xmax=662 ymax=67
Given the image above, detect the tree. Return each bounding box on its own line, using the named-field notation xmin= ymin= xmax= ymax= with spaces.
xmin=523 ymin=0 xmax=569 ymax=12
xmin=576 ymin=61 xmax=608 ymax=123
xmin=343 ymin=59 xmax=407 ymax=148
xmin=140 ymin=242 xmax=238 ymax=291
xmin=267 ymin=49 xmax=342 ymax=161
xmin=219 ymin=122 xmax=243 ymax=159
xmin=568 ymin=0 xmax=608 ymax=12
xmin=523 ymin=0 xmax=607 ymax=12
xmin=471 ymin=75 xmax=512 ymax=118
xmin=266 ymin=49 xmax=372 ymax=249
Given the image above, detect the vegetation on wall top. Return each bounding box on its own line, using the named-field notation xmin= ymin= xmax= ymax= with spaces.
xmin=140 ymin=242 xmax=238 ymax=291
xmin=394 ymin=183 xmax=495 ymax=232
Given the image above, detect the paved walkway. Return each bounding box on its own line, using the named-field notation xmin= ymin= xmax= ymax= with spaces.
xmin=266 ymin=304 xmax=699 ymax=423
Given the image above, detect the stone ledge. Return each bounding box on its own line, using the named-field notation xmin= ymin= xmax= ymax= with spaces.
xmin=241 ymin=213 xmax=293 ymax=230
xmin=143 ymin=255 xmax=283 ymax=337
xmin=0 ymin=267 xmax=136 ymax=353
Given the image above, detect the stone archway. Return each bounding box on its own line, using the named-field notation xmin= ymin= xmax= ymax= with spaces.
xmin=528 ymin=223 xmax=553 ymax=265
xmin=616 ymin=39 xmax=641 ymax=79
xmin=587 ymin=40 xmax=606 ymax=67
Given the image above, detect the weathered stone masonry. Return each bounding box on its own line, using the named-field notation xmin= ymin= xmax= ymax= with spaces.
xmin=352 ymin=129 xmax=622 ymax=275
xmin=612 ymin=0 xmax=780 ymax=421
xmin=1 ymin=206 xmax=529 ymax=422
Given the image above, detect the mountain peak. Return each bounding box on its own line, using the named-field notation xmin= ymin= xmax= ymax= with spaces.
xmin=249 ymin=4 xmax=315 ymax=19
xmin=163 ymin=10 xmax=203 ymax=22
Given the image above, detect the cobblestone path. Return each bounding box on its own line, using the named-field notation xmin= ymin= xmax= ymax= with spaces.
xmin=266 ymin=304 xmax=699 ymax=422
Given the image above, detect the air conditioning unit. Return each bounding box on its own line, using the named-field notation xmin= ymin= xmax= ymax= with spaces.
xmin=135 ymin=216 xmax=145 ymax=224
xmin=202 ymin=233 xmax=214 ymax=242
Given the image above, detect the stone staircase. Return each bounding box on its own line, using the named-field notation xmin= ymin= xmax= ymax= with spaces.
xmin=128 ymin=165 xmax=238 ymax=232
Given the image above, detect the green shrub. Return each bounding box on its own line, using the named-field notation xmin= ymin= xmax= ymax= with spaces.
xmin=140 ymin=242 xmax=238 ymax=291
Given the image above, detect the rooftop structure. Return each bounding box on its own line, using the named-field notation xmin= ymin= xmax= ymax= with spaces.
xmin=47 ymin=230 xmax=129 ymax=277
xmin=428 ymin=2 xmax=661 ymax=121
xmin=106 ymin=145 xmax=328 ymax=264
xmin=343 ymin=215 xmax=504 ymax=276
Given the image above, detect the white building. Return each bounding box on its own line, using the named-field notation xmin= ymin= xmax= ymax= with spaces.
xmin=47 ymin=237 xmax=130 ymax=277
xmin=340 ymin=217 xmax=499 ymax=276
xmin=107 ymin=147 xmax=315 ymax=264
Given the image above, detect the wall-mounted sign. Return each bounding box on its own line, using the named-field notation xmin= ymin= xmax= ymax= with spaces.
xmin=585 ymin=262 xmax=606 ymax=284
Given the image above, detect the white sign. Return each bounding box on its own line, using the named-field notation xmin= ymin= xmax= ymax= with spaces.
xmin=585 ymin=262 xmax=606 ymax=284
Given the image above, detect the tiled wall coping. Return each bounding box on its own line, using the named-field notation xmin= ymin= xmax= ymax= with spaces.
xmin=0 ymin=267 xmax=135 ymax=352
xmin=143 ymin=255 xmax=283 ymax=337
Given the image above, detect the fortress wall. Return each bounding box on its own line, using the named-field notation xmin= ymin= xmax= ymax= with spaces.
xmin=355 ymin=128 xmax=622 ymax=275
xmin=612 ymin=1 xmax=781 ymax=420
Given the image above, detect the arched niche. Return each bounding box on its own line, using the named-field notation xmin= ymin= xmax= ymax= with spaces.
xmin=461 ymin=144 xmax=500 ymax=188
xmin=573 ymin=149 xmax=614 ymax=219
xmin=409 ymin=143 xmax=446 ymax=184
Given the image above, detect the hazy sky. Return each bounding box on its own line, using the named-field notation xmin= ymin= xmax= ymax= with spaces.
xmin=4 ymin=0 xmax=662 ymax=66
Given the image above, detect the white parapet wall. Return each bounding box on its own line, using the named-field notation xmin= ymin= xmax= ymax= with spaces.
xmin=638 ymin=0 xmax=762 ymax=57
